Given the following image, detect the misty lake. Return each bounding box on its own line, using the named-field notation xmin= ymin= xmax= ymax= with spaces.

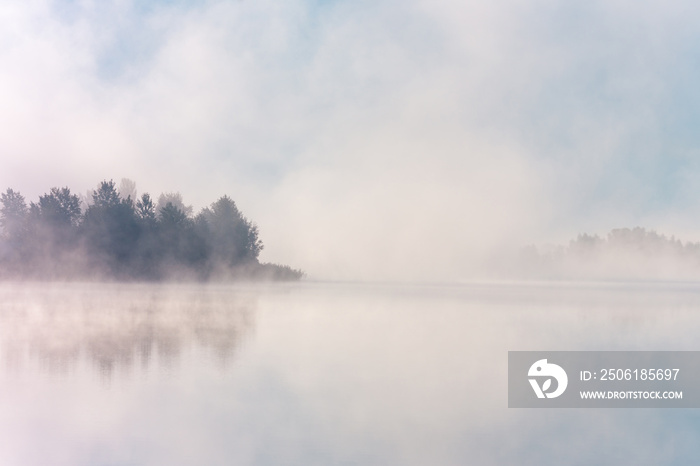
xmin=1 ymin=280 xmax=700 ymax=465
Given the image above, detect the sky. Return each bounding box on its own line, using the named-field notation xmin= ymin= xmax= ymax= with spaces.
xmin=1 ymin=0 xmax=700 ymax=281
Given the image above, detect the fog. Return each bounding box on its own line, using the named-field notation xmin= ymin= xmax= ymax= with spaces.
xmin=1 ymin=1 xmax=700 ymax=281
xmin=0 ymin=180 xmax=304 ymax=281
xmin=5 ymin=183 xmax=700 ymax=281
xmin=501 ymin=227 xmax=700 ymax=282
xmin=2 ymin=281 xmax=700 ymax=465
xmin=4 ymin=4 xmax=700 ymax=463
xmin=0 ymin=282 xmax=256 ymax=375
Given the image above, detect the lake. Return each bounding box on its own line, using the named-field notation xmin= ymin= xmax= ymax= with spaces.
xmin=0 ymin=280 xmax=699 ymax=465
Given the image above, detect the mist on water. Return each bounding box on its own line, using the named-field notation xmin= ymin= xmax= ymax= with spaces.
xmin=1 ymin=1 xmax=700 ymax=285
xmin=4 ymin=180 xmax=700 ymax=283
xmin=0 ymin=282 xmax=256 ymax=376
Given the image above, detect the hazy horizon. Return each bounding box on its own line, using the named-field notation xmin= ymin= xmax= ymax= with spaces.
xmin=2 ymin=0 xmax=700 ymax=281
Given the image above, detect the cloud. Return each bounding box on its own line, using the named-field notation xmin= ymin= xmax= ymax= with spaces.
xmin=1 ymin=0 xmax=700 ymax=280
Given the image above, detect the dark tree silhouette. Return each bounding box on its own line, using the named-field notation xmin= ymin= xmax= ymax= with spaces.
xmin=0 ymin=189 xmax=29 ymax=269
xmin=92 ymin=180 xmax=121 ymax=209
xmin=136 ymin=193 xmax=156 ymax=224
xmin=20 ymin=187 xmax=83 ymax=276
xmin=83 ymin=181 xmax=141 ymax=274
xmin=0 ymin=188 xmax=28 ymax=240
xmin=33 ymin=187 xmax=81 ymax=228
xmin=0 ymin=180 xmax=303 ymax=281
xmin=203 ymin=195 xmax=263 ymax=266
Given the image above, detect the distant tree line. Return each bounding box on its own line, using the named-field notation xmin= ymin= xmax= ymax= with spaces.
xmin=518 ymin=227 xmax=700 ymax=280
xmin=0 ymin=180 xmax=303 ymax=281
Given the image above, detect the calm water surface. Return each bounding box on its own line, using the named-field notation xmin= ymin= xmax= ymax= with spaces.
xmin=1 ymin=281 xmax=700 ymax=465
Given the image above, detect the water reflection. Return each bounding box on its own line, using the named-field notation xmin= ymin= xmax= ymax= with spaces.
xmin=1 ymin=281 xmax=700 ymax=465
xmin=0 ymin=282 xmax=256 ymax=377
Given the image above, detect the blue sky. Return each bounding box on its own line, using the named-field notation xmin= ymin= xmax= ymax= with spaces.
xmin=1 ymin=0 xmax=700 ymax=280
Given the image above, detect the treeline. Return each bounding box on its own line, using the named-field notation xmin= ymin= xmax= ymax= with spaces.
xmin=0 ymin=180 xmax=303 ymax=281
xmin=518 ymin=227 xmax=700 ymax=280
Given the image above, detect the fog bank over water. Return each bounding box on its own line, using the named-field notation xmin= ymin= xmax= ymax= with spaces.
xmin=2 ymin=1 xmax=700 ymax=281
xmin=504 ymin=227 xmax=700 ymax=282
xmin=2 ymin=282 xmax=700 ymax=464
xmin=4 ymin=180 xmax=700 ymax=283
xmin=0 ymin=282 xmax=256 ymax=375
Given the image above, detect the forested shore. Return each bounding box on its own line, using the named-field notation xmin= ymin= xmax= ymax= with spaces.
xmin=0 ymin=180 xmax=303 ymax=281
xmin=518 ymin=227 xmax=700 ymax=281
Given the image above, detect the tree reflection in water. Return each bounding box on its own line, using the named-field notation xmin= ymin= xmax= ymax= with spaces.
xmin=0 ymin=282 xmax=256 ymax=377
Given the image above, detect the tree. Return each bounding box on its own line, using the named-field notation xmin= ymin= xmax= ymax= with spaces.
xmin=0 ymin=181 xmax=302 ymax=281
xmin=18 ymin=187 xmax=83 ymax=275
xmin=203 ymin=196 xmax=263 ymax=266
xmin=0 ymin=188 xmax=29 ymax=270
xmin=0 ymin=188 xmax=28 ymax=239
xmin=92 ymin=180 xmax=121 ymax=209
xmin=157 ymin=202 xmax=208 ymax=272
xmin=83 ymin=181 xmax=140 ymax=273
xmin=159 ymin=202 xmax=188 ymax=227
xmin=33 ymin=187 xmax=81 ymax=228
xmin=26 ymin=187 xmax=82 ymax=243
xmin=157 ymin=192 xmax=192 ymax=218
xmin=130 ymin=193 xmax=161 ymax=277
xmin=118 ymin=178 xmax=137 ymax=201
xmin=136 ymin=193 xmax=156 ymax=223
